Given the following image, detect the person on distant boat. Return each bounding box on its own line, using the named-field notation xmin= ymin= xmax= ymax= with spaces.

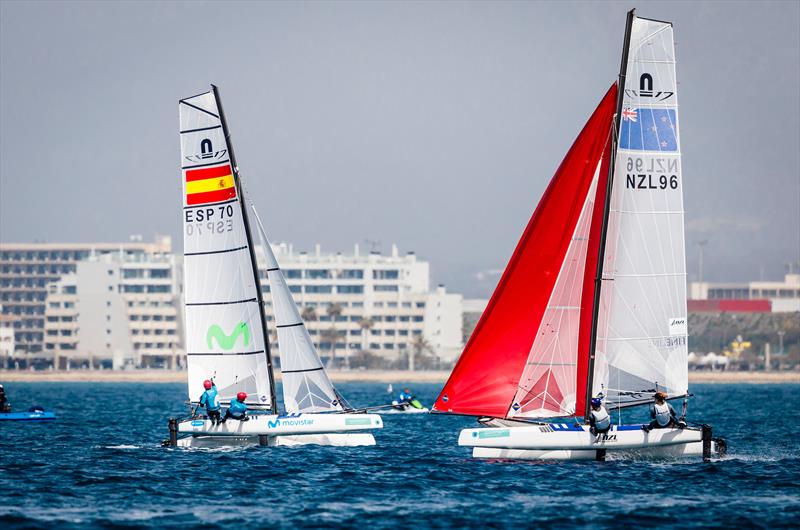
xmin=222 ymin=392 xmax=249 ymax=422
xmin=642 ymin=391 xmax=680 ymax=431
xmin=0 ymin=384 xmax=11 ymax=413
xmin=198 ymin=379 xmax=221 ymax=425
xmin=398 ymin=388 xmax=413 ymax=404
xmin=588 ymin=397 xmax=611 ymax=436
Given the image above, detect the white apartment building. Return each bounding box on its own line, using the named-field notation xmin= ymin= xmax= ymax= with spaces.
xmin=0 ymin=313 xmax=14 ymax=363
xmin=44 ymin=252 xmax=183 ymax=369
xmin=0 ymin=237 xmax=173 ymax=358
xmin=689 ymin=273 xmax=800 ymax=313
xmin=258 ymin=243 xmax=464 ymax=366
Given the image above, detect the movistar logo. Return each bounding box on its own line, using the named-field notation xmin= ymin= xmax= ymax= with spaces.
xmin=267 ymin=413 xmax=312 ymax=429
xmin=207 ymin=321 xmax=250 ymax=351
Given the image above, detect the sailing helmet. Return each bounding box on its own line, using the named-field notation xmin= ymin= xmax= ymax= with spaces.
xmin=203 ymin=380 xmax=213 ymax=390
xmin=236 ymin=391 xmax=247 ymax=402
xmin=591 ymin=397 xmax=602 ymax=408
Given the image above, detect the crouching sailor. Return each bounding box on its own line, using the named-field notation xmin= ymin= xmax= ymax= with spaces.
xmin=643 ymin=391 xmax=682 ymax=432
xmin=198 ymin=379 xmax=221 ymax=425
xmin=588 ymin=397 xmax=611 ymax=437
xmin=223 ymin=392 xmax=249 ymax=423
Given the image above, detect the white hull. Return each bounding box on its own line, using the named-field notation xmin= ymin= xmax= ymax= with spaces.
xmin=472 ymin=441 xmax=718 ymax=460
xmin=178 ymin=413 xmax=382 ymax=436
xmin=459 ymin=424 xmax=703 ymax=451
xmin=177 ymin=432 xmax=376 ymax=448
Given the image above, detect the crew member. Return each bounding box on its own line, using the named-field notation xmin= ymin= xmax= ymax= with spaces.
xmin=223 ymin=392 xmax=249 ymax=422
xmin=0 ymin=384 xmax=10 ymax=413
xmin=588 ymin=397 xmax=611 ymax=436
xmin=198 ymin=379 xmax=221 ymax=425
xmin=643 ymin=391 xmax=679 ymax=431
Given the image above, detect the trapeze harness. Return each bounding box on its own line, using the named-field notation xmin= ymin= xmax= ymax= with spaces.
xmin=591 ymin=407 xmax=611 ymax=432
xmin=654 ymin=402 xmax=672 ymax=427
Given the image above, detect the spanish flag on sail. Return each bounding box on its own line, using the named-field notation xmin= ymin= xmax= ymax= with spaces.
xmin=185 ymin=164 xmax=236 ymax=206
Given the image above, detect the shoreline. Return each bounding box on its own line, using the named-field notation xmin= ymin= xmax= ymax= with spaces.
xmin=0 ymin=370 xmax=798 ymax=384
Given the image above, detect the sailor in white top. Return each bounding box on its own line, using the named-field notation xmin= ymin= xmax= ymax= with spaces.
xmin=588 ymin=397 xmax=611 ymax=436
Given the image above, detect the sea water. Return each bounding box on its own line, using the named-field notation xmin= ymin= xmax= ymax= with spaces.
xmin=0 ymin=382 xmax=798 ymax=528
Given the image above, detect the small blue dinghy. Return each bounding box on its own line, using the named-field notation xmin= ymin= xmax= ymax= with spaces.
xmin=0 ymin=406 xmax=56 ymax=421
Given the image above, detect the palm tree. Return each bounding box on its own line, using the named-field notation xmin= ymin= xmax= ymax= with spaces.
xmin=300 ymin=305 xmax=318 ymax=349
xmin=321 ymin=326 xmax=339 ymax=368
xmin=410 ymin=334 xmax=434 ymax=371
xmin=357 ymin=317 xmax=374 ymax=353
xmin=325 ymin=303 xmax=344 ymax=367
xmin=301 ymin=305 xmax=317 ymax=322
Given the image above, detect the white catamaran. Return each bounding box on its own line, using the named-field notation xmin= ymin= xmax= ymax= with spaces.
xmin=433 ymin=11 xmax=725 ymax=461
xmin=166 ymin=85 xmax=382 ymax=448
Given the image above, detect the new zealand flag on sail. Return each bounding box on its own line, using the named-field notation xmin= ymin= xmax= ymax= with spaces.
xmin=619 ymin=108 xmax=678 ymax=151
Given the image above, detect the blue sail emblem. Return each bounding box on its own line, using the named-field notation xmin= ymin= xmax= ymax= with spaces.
xmin=619 ymin=108 xmax=678 ymax=152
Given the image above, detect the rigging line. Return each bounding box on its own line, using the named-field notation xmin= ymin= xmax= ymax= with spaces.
xmin=179 ymin=99 xmax=219 ymax=119
xmin=276 ymin=322 xmax=303 ymax=329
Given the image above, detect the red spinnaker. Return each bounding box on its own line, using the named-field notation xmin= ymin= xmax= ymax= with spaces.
xmin=574 ymin=113 xmax=615 ymax=417
xmin=433 ymin=84 xmax=617 ymax=418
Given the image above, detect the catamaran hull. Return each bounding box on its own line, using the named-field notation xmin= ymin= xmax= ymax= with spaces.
xmin=459 ymin=424 xmax=704 ymax=451
xmin=176 ymin=432 xmax=376 ymax=448
xmin=178 ymin=413 xmax=383 ymax=437
xmin=471 ymin=440 xmax=718 ymax=460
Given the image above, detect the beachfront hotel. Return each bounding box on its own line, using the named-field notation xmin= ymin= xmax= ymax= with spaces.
xmin=0 ymin=238 xmax=463 ymax=369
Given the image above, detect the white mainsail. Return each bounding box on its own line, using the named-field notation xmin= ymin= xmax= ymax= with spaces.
xmin=596 ymin=16 xmax=688 ymax=407
xmin=251 ymin=208 xmax=346 ymax=413
xmin=180 ymin=90 xmax=274 ymax=408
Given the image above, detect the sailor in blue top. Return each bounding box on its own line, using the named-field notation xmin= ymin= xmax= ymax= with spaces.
xmin=398 ymin=388 xmax=413 ymax=404
xmin=223 ymin=392 xmax=250 ymax=422
xmin=198 ymin=379 xmax=221 ymax=425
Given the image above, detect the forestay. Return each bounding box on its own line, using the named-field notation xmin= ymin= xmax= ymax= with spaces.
xmin=251 ymin=208 xmax=347 ymax=413
xmin=179 ymin=91 xmax=273 ymax=408
xmin=594 ymin=17 xmax=688 ymax=407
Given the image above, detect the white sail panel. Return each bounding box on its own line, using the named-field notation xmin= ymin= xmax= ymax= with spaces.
xmin=508 ymin=165 xmax=601 ymax=418
xmin=251 ymin=209 xmax=345 ymax=413
xmin=596 ymin=17 xmax=687 ymax=406
xmin=180 ymin=90 xmax=273 ymax=408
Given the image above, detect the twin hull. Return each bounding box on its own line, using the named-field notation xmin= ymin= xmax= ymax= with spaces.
xmin=459 ymin=423 xmax=702 ymax=451
xmin=178 ymin=413 xmax=383 ymax=437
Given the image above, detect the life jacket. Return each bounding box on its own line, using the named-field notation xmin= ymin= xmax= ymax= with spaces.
xmin=228 ymin=399 xmax=247 ymax=416
xmin=200 ymin=388 xmax=220 ymax=411
xmin=591 ymin=407 xmax=611 ymax=431
xmin=654 ymin=402 xmax=672 ymax=427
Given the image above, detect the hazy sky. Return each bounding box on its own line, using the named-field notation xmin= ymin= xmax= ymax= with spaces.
xmin=1 ymin=0 xmax=798 ymax=297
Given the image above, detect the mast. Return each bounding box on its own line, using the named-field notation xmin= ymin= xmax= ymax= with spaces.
xmin=583 ymin=9 xmax=635 ymax=421
xmin=211 ymin=84 xmax=278 ymax=414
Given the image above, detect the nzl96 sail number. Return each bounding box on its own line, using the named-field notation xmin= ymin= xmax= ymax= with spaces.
xmin=184 ymin=204 xmax=235 ymax=236
xmin=625 ymin=156 xmax=679 ymax=190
